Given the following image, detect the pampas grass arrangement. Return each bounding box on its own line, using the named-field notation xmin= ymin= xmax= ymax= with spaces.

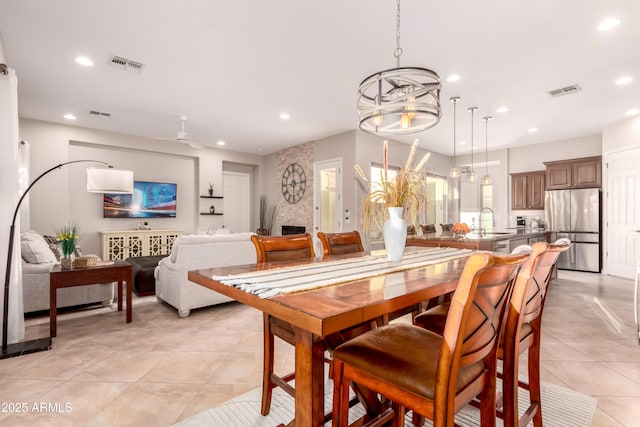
xmin=355 ymin=139 xmax=430 ymax=235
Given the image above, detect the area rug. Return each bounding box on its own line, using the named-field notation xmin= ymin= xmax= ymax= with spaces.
xmin=175 ymin=378 xmax=597 ymax=427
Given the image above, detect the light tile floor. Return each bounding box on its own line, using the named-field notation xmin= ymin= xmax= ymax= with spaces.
xmin=0 ymin=270 xmax=637 ymax=426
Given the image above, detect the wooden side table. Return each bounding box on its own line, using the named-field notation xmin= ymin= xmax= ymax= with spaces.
xmin=49 ymin=260 xmax=133 ymax=337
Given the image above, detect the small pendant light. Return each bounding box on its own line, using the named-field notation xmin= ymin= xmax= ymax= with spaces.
xmin=467 ymin=107 xmax=477 ymax=183
xmin=481 ymin=116 xmax=492 ymax=185
xmin=449 ymin=97 xmax=460 ymax=178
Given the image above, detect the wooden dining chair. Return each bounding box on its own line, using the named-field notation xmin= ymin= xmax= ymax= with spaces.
xmin=498 ymin=239 xmax=570 ymax=427
xmin=440 ymin=223 xmax=453 ymax=232
xmin=420 ymin=224 xmax=436 ymax=234
xmin=317 ymin=231 xmax=364 ymax=256
xmin=413 ymin=239 xmax=570 ymax=427
xmin=331 ymin=251 xmax=529 ymax=427
xmin=250 ymin=233 xmax=315 ymax=416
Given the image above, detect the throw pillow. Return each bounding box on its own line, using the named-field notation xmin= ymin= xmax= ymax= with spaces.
xmin=20 ymin=231 xmax=58 ymax=264
xmin=43 ymin=234 xmax=63 ymax=261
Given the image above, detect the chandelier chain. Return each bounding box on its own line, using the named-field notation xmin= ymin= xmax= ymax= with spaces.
xmin=394 ymin=0 xmax=402 ymax=67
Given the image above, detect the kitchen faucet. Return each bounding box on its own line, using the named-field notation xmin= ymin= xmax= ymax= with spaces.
xmin=477 ymin=207 xmax=496 ymax=233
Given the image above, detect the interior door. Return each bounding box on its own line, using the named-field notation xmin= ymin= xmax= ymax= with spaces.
xmin=223 ymin=171 xmax=251 ymax=232
xmin=606 ymin=147 xmax=640 ymax=278
xmin=313 ymin=159 xmax=342 ymax=254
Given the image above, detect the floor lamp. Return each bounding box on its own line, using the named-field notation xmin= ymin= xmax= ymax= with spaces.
xmin=1 ymin=160 xmax=133 ymax=359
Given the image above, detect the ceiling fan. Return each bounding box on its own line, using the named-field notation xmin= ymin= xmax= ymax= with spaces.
xmin=152 ymin=116 xmax=203 ymax=149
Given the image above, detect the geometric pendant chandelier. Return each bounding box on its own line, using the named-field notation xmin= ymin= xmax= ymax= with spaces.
xmin=357 ymin=0 xmax=441 ymax=135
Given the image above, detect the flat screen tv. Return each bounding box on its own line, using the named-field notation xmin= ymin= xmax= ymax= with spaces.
xmin=104 ymin=180 xmax=177 ymax=218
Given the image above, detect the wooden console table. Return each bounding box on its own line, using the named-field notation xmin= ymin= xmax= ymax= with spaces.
xmin=49 ymin=261 xmax=133 ymax=337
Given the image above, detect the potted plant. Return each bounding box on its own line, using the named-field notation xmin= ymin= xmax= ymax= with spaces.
xmin=258 ymin=195 xmax=277 ymax=236
xmin=208 ymin=182 xmax=214 ymax=196
xmin=355 ymin=139 xmax=430 ymax=261
xmin=55 ymin=222 xmax=79 ymax=269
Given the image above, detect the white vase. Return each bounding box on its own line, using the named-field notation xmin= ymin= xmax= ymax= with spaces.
xmin=383 ymin=207 xmax=407 ymax=262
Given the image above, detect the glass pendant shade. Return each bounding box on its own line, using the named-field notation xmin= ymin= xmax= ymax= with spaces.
xmin=481 ymin=174 xmax=492 ymax=185
xmin=467 ymin=171 xmax=477 ymax=182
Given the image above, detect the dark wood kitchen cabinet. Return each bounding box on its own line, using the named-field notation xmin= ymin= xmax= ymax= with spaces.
xmin=511 ymin=171 xmax=545 ymax=210
xmin=544 ymin=156 xmax=601 ymax=190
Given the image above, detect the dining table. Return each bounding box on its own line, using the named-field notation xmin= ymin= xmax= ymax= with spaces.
xmin=188 ymin=247 xmax=473 ymax=427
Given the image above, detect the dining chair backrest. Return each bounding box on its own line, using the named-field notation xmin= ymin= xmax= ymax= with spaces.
xmin=251 ymin=233 xmax=315 ymax=263
xmin=437 ymin=251 xmax=528 ymax=417
xmin=407 ymin=225 xmax=417 ymax=235
xmin=317 ymin=231 xmax=364 ymax=256
xmin=441 ymin=252 xmax=528 ymax=379
xmin=520 ymin=239 xmax=570 ymax=324
xmin=420 ymin=224 xmax=436 ymax=234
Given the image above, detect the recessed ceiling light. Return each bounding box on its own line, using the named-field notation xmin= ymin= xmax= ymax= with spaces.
xmin=217 ymin=140 xmax=226 ymax=146
xmin=75 ymin=56 xmax=93 ymax=67
xmin=616 ymin=76 xmax=633 ymax=85
xmin=626 ymin=109 xmax=640 ymax=116
xmin=446 ymin=74 xmax=461 ymax=83
xmin=598 ymin=18 xmax=621 ymax=32
xmin=280 ymin=113 xmax=290 ymax=120
xmin=458 ymin=140 xmax=466 ymax=145
xmin=63 ymin=114 xmax=76 ymax=120
xmin=496 ymin=106 xmax=509 ymax=113
xmin=528 ymin=127 xmax=538 ymax=133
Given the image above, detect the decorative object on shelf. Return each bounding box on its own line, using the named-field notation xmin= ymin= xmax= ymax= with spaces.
xmin=451 ymin=222 xmax=471 ymax=238
xmin=208 ymin=182 xmax=214 ymax=196
xmin=356 ymin=139 xmax=430 ymax=259
xmin=209 ymin=205 xmax=215 ymax=214
xmin=281 ymin=163 xmax=306 ymax=204
xmin=258 ymin=195 xmax=277 ymax=236
xmin=3 ymin=160 xmax=133 ymax=359
xmin=449 ymin=96 xmax=461 ymax=178
xmin=384 ymin=207 xmax=407 ymax=261
xmin=467 ymin=107 xmax=478 ymax=182
xmin=481 ymin=116 xmax=493 ymax=186
xmin=357 ymin=0 xmax=441 ymax=136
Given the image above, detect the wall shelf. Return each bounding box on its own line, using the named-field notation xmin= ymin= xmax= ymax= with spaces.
xmin=200 ymin=212 xmax=224 ymax=215
xmin=200 ymin=195 xmax=223 ymax=199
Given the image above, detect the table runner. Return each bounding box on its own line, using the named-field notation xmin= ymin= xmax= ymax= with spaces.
xmin=212 ymin=247 xmax=473 ymax=298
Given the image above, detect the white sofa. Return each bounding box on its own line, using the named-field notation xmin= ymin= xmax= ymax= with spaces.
xmin=154 ymin=232 xmax=257 ymax=317
xmin=21 ymin=231 xmax=114 ymax=313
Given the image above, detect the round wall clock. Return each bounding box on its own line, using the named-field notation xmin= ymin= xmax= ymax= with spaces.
xmin=281 ymin=162 xmax=306 ymax=204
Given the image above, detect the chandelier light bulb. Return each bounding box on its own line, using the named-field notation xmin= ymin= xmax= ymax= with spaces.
xmin=449 ymin=167 xmax=460 ymax=179
xmin=467 ymin=171 xmax=477 ymax=183
xmin=406 ymin=95 xmax=417 ymax=119
xmin=401 ymin=114 xmax=411 ymax=129
xmin=372 ymin=111 xmax=383 ymax=126
xmin=482 ymin=174 xmax=492 ymax=185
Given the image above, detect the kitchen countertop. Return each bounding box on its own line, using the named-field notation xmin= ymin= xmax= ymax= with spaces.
xmin=408 ymin=228 xmax=549 ymax=243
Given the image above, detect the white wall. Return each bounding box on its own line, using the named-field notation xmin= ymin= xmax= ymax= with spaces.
xmin=508 ymin=134 xmax=602 ymax=173
xmin=603 ymin=115 xmax=640 ymax=153
xmin=19 ymin=119 xmax=263 ymax=256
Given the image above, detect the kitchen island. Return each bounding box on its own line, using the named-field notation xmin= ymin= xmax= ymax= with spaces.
xmin=407 ymin=229 xmax=550 ymax=253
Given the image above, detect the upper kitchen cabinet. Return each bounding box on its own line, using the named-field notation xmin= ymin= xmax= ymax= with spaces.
xmin=544 ymin=156 xmax=601 ymax=190
xmin=511 ymin=171 xmax=545 ymax=210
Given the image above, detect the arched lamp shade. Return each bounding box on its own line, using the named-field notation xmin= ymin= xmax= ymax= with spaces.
xmin=86 ymin=167 xmax=133 ymax=193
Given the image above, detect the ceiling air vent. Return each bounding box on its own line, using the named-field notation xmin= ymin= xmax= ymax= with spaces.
xmin=89 ymin=110 xmax=111 ymax=118
xmin=109 ymin=55 xmax=145 ymax=73
xmin=548 ymin=84 xmax=581 ymax=98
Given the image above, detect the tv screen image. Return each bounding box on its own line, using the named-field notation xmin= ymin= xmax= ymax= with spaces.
xmin=104 ymin=180 xmax=177 ymax=218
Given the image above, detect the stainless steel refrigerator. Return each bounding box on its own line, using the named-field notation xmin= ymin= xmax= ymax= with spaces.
xmin=544 ymin=188 xmax=601 ymax=272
